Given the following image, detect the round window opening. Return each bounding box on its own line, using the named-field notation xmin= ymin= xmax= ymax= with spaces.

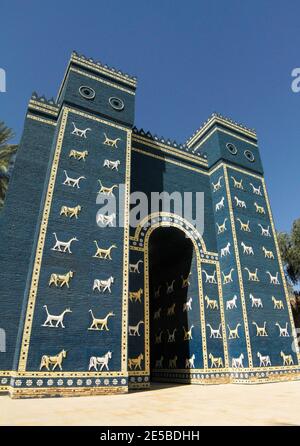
xmin=244 ymin=150 xmax=255 ymax=162
xmin=79 ymin=86 xmax=95 ymax=100
xmin=109 ymin=97 xmax=124 ymax=111
xmin=226 ymin=142 xmax=238 ymax=155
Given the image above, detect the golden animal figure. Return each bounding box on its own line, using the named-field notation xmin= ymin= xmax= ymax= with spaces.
xmin=128 ymin=353 xmax=144 ymax=370
xmin=252 ymin=321 xmax=268 ymax=337
xmin=97 ymin=179 xmax=118 ymax=196
xmin=181 ymin=273 xmax=191 ymax=288
xmin=166 ymin=303 xmax=176 ymax=316
xmin=262 ymin=246 xmax=275 ymax=259
xmin=204 ymin=295 xmax=219 ymax=310
xmin=103 ymin=132 xmax=121 ymax=148
xmin=88 ymin=310 xmax=115 ymax=331
xmin=129 ymin=288 xmax=143 ymax=303
xmin=272 ymin=296 xmax=284 ymax=309
xmin=183 ymin=325 xmax=194 ymax=341
xmin=69 ymin=149 xmax=89 ymax=161
xmin=93 ymin=241 xmax=117 ymax=260
xmin=231 ymin=176 xmax=243 ymax=189
xmin=60 ymin=204 xmax=82 ymax=219
xmin=236 ymin=218 xmax=251 ymax=232
xmin=39 ymin=349 xmax=67 ymax=371
xmin=49 ymin=270 xmax=74 ymax=288
xmin=209 ymin=353 xmax=223 ymax=368
xmin=280 ymin=351 xmax=294 ymax=366
xmin=254 ymin=202 xmax=265 ymax=214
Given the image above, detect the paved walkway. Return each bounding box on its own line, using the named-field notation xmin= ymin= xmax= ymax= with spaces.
xmin=1 ymin=381 xmax=300 ymax=426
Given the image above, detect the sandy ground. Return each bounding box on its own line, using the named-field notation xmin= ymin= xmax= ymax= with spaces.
xmin=1 ymin=381 xmax=300 ymax=426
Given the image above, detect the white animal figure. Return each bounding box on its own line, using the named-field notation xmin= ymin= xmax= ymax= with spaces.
xmin=63 ymin=170 xmax=86 ymax=189
xmin=89 ymin=351 xmax=112 ymax=371
xmin=183 ymin=325 xmax=194 ymax=341
xmin=88 ymin=310 xmax=115 ymax=331
xmin=40 ymin=350 xmax=67 ymax=371
xmin=272 ymin=296 xmax=284 ymax=309
xmin=128 ymin=321 xmax=144 ymax=336
xmin=231 ymin=176 xmax=243 ymax=189
xmin=227 ymin=323 xmax=241 ymax=339
xmin=169 ymin=355 xmax=178 ymax=368
xmin=250 ymin=183 xmax=262 ymax=195
xmin=155 ymin=331 xmax=163 ymax=344
xmin=249 ymin=293 xmax=263 ymax=308
xmin=252 ymin=321 xmax=268 ymax=337
xmin=257 ymin=352 xmax=271 ymax=367
xmin=42 ymin=306 xmax=72 ymax=328
xmin=216 ymin=218 xmax=228 ymax=234
xmin=241 ymin=241 xmax=254 ymax=255
xmin=185 ymin=354 xmax=195 ymax=369
xmin=205 ymin=295 xmax=219 ymax=310
xmin=183 ymin=297 xmax=193 ymax=312
xmin=209 ymin=353 xmax=223 ymax=368
xmin=103 ymin=159 xmax=120 ymax=171
xmin=97 ymin=179 xmax=118 ymax=196
xmin=262 ymin=247 xmax=275 ymax=259
xmin=166 ymin=303 xmax=176 ymax=316
xmin=103 ymin=132 xmax=121 ymax=148
xmin=215 ymin=196 xmax=225 ymax=211
xmin=212 ymin=176 xmax=223 ymax=192
xmin=129 ymin=260 xmax=143 ymax=273
xmin=226 ymin=295 xmax=238 ymax=310
xmin=60 ymin=204 xmax=82 ymax=219
xmin=166 ymin=280 xmax=175 ymax=294
xmin=254 ymin=202 xmax=265 ymax=214
xmin=275 ymin=322 xmax=289 ymax=337
xmin=222 ymin=268 xmax=234 ymax=284
xmin=206 ymin=323 xmax=222 ymax=339
xmin=236 ymin=218 xmax=251 ymax=232
xmin=167 ymin=328 xmax=177 ymax=343
xmin=232 ymin=353 xmax=244 ymax=368
xmin=51 ymin=233 xmax=78 ymax=254
xmin=96 ymin=212 xmax=116 ymax=227
xmin=181 ymin=273 xmax=191 ymax=288
xmin=266 ymin=271 xmax=280 ymax=285
xmin=69 ymin=149 xmax=89 ymax=161
xmin=129 ymin=288 xmax=143 ymax=302
xmin=71 ymin=122 xmax=91 ymax=138
xmin=220 ymin=242 xmax=231 ymax=257
xmin=154 ymin=308 xmax=162 ymax=320
xmin=93 ymin=276 xmax=114 ymax=293
xmin=93 ymin=241 xmax=117 ymax=260
xmin=280 ymin=351 xmax=294 ymax=366
xmin=234 ymin=196 xmax=246 ymax=208
xmin=202 ymin=270 xmax=217 ymax=284
xmin=258 ymin=224 xmax=271 ymax=237
xmin=244 ymin=267 xmax=259 ymax=282
xmin=48 ymin=270 xmax=74 ymax=288
xmin=155 ymin=356 xmax=164 ymax=369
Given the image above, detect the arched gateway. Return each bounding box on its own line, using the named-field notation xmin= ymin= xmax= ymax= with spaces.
xmin=0 ymin=52 xmax=299 ymax=397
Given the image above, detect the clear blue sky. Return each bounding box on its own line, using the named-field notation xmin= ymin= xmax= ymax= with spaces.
xmin=1 ymin=0 xmax=299 ymax=232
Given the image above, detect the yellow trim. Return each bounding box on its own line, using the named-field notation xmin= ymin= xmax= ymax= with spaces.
xmin=26 ymin=114 xmax=57 ymax=126
xmin=187 ymin=115 xmax=257 ymax=148
xmin=70 ymin=67 xmax=135 ymax=95
xmin=223 ymin=166 xmax=253 ymax=367
xmin=132 ymin=135 xmax=208 ymax=166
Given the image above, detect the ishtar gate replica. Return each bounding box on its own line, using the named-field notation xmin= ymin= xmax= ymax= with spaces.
xmin=0 ymin=51 xmax=299 ymax=398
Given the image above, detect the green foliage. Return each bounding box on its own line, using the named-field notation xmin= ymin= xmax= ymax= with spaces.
xmin=0 ymin=121 xmax=18 ymax=210
xmin=277 ymin=218 xmax=300 ymax=285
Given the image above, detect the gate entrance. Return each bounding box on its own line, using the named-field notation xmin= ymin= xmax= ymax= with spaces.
xmin=148 ymin=227 xmax=194 ymax=382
